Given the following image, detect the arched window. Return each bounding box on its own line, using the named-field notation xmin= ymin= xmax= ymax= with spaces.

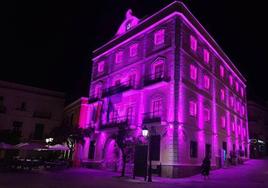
xmin=94 ymin=82 xmax=103 ymax=98
xmin=152 ymin=59 xmax=165 ymax=79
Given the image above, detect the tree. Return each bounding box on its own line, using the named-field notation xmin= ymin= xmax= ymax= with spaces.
xmin=114 ymin=124 xmax=140 ymax=177
xmin=50 ymin=125 xmax=95 ymax=160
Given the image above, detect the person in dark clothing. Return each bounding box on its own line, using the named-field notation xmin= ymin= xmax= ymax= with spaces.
xmin=201 ymin=157 xmax=211 ymax=179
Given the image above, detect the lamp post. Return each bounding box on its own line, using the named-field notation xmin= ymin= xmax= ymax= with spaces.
xmin=142 ymin=127 xmax=152 ymax=182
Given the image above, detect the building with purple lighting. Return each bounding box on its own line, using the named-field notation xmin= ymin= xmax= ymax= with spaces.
xmin=78 ymin=1 xmax=249 ymax=177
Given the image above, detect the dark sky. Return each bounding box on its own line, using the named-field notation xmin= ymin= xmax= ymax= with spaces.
xmin=2 ymin=0 xmax=268 ymax=103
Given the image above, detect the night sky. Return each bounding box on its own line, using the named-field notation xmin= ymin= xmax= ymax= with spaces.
xmin=3 ymin=0 xmax=268 ymax=104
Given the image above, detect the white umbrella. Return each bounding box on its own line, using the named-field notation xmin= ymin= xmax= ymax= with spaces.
xmin=14 ymin=143 xmax=45 ymax=150
xmin=48 ymin=144 xmax=69 ymax=151
xmin=0 ymin=142 xmax=14 ymax=149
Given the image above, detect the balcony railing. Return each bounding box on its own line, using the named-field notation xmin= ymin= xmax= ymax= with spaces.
xmin=143 ymin=72 xmax=170 ymax=86
xmin=143 ymin=112 xmax=161 ymax=124
xmin=102 ymin=81 xmax=134 ymax=97
xmin=99 ymin=116 xmax=130 ymax=130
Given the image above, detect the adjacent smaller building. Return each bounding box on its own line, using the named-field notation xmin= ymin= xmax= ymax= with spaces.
xmin=248 ymin=100 xmax=268 ymax=158
xmin=0 ymin=80 xmax=65 ymax=142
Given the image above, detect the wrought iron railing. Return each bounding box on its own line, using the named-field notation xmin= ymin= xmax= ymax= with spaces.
xmin=102 ymin=81 xmax=135 ymax=97
xmin=143 ymin=72 xmax=170 ymax=86
xmin=99 ymin=115 xmax=130 ymax=129
xmin=143 ymin=112 xmax=161 ymax=123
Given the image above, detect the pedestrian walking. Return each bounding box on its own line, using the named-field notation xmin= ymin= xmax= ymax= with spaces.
xmin=201 ymin=156 xmax=211 ymax=180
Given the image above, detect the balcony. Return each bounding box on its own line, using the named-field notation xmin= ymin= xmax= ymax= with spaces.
xmin=102 ymin=81 xmax=134 ymax=97
xmin=99 ymin=116 xmax=130 ymax=130
xmin=143 ymin=112 xmax=161 ymax=124
xmin=143 ymin=72 xmax=170 ymax=87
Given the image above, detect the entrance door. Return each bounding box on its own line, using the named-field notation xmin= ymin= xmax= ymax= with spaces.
xmin=88 ymin=141 xmax=96 ymax=160
xmin=133 ymin=145 xmax=148 ymax=179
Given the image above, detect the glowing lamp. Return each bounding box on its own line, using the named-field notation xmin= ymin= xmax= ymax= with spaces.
xmin=142 ymin=127 xmax=149 ymax=137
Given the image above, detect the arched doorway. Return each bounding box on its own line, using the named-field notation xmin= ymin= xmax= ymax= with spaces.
xmin=103 ymin=139 xmax=122 ymax=172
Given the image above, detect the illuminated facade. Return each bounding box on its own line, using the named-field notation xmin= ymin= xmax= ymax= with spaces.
xmin=79 ymin=2 xmax=249 ymax=177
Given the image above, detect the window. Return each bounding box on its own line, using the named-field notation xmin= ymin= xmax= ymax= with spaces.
xmin=13 ymin=121 xmax=23 ymax=134
xmin=34 ymin=123 xmax=44 ymax=140
xmin=152 ymin=98 xmax=162 ymax=117
xmin=204 ymin=75 xmax=210 ymax=89
xmin=88 ymin=141 xmax=96 ymax=160
xmin=229 ymin=75 xmax=233 ymax=86
xmin=205 ymin=144 xmax=211 ymax=159
xmin=230 ymin=96 xmax=234 ymax=107
xmin=114 ymin=80 xmax=121 ymax=86
xmin=190 ymin=35 xmax=197 ymax=51
xmin=232 ymin=121 xmax=235 ymax=132
xmin=95 ymin=84 xmax=102 ymax=98
xmin=190 ymin=64 xmax=197 ymax=81
xmin=241 ymin=105 xmax=245 ymax=116
xmin=115 ymin=51 xmax=123 ymax=63
xmin=153 ymin=60 xmax=164 ymax=79
xmin=128 ymin=73 xmax=136 ymax=87
xmin=189 ymin=101 xmax=197 ymax=117
xmin=126 ymin=106 xmax=134 ymax=123
xmin=190 ymin=141 xmax=198 ymax=158
xmin=203 ymin=49 xmax=210 ymax=64
xmin=129 ymin=43 xmax=138 ymax=57
xmin=240 ymin=87 xmax=244 ymax=97
xmin=236 ymin=101 xmax=240 ymax=112
xmin=154 ymin=29 xmax=165 ymax=45
xmin=220 ymin=89 xmax=225 ymax=101
xmin=126 ymin=22 xmax=131 ymax=30
xmin=204 ymin=108 xmax=210 ymax=122
xmin=97 ymin=61 xmax=104 ymax=73
xmin=235 ymin=82 xmax=239 ymax=92
xmin=221 ymin=116 xmax=226 ymax=128
xmin=220 ymin=65 xmax=225 ymax=78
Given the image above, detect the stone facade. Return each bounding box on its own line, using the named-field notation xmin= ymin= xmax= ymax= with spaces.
xmin=79 ymin=2 xmax=249 ymax=177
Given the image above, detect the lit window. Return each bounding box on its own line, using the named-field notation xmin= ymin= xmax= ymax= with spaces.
xmin=115 ymin=51 xmax=123 ymax=63
xmin=235 ymin=82 xmax=239 ymax=92
xmin=230 ymin=96 xmax=234 ymax=107
xmin=189 ymin=101 xmax=197 ymax=116
xmin=204 ymin=49 xmax=210 ymax=64
xmin=232 ymin=121 xmax=235 ymax=132
xmin=153 ymin=59 xmax=164 ymax=79
xmin=190 ymin=64 xmax=197 ymax=81
xmin=128 ymin=73 xmax=136 ymax=87
xmin=240 ymin=87 xmax=244 ymax=97
xmin=129 ymin=43 xmax=138 ymax=57
xmin=152 ymin=98 xmax=162 ymax=117
xmin=241 ymin=105 xmax=245 ymax=116
xmin=95 ymin=84 xmax=102 ymax=98
xmin=204 ymin=108 xmax=210 ymax=122
xmin=229 ymin=75 xmax=233 ymax=86
xmin=126 ymin=22 xmax=131 ymax=31
xmin=204 ymin=75 xmax=210 ymax=89
xmin=97 ymin=61 xmax=104 ymax=73
xmin=114 ymin=80 xmax=121 ymax=86
xmin=221 ymin=116 xmax=226 ymax=128
xmin=220 ymin=89 xmax=225 ymax=101
xmin=220 ymin=65 xmax=225 ymax=78
xmin=190 ymin=35 xmax=197 ymax=51
xmin=236 ymin=101 xmax=240 ymax=112
xmin=154 ymin=29 xmax=165 ymax=45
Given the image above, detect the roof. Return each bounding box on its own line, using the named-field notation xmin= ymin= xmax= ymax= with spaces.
xmin=92 ymin=1 xmax=246 ymax=84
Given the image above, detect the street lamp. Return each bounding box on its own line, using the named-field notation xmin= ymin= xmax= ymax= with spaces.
xmin=142 ymin=127 xmax=152 ymax=182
